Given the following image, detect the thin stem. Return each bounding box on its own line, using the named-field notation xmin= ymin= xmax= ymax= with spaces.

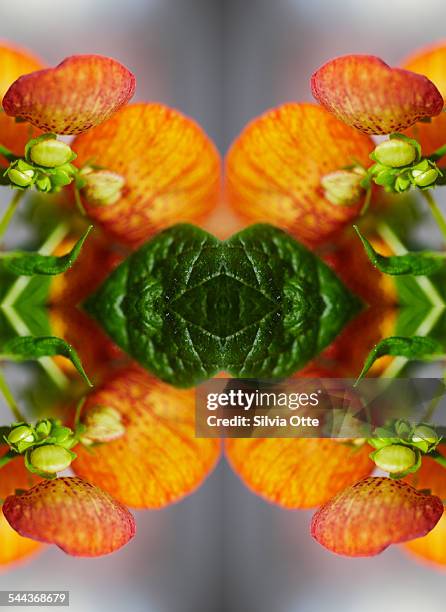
xmin=0 ymin=190 xmax=24 ymax=241
xmin=430 ymin=450 xmax=446 ymax=469
xmin=422 ymin=190 xmax=446 ymax=244
xmin=0 ymin=368 xmax=25 ymax=421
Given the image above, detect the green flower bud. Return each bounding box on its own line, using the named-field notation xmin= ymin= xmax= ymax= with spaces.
xmin=7 ymin=167 xmax=35 ymax=187
xmin=80 ymin=405 xmax=125 ymax=445
xmin=412 ymin=424 xmax=439 ymax=445
xmin=7 ymin=425 xmax=34 ymax=446
xmin=29 ymin=444 xmax=73 ymax=474
xmin=412 ymin=167 xmax=440 ymax=187
xmin=374 ymin=139 xmax=417 ymax=168
xmin=81 ymin=170 xmax=125 ymax=207
xmin=321 ymin=168 xmax=366 ymax=206
xmin=29 ymin=139 xmax=74 ymax=168
xmin=373 ymin=444 xmax=417 ymax=474
xmin=35 ymin=175 xmax=52 ymax=192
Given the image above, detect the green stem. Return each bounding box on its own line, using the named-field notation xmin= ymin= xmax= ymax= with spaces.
xmin=0 ymin=144 xmax=17 ymax=163
xmin=0 ymin=368 xmax=25 ymax=421
xmin=0 ymin=190 xmax=24 ymax=241
xmin=422 ymin=190 xmax=446 ymax=244
xmin=429 ymin=449 xmax=446 ymax=469
xmin=429 ymin=144 xmax=446 ymax=162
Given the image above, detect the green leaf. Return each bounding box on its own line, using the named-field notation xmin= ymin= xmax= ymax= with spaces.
xmin=356 ymin=336 xmax=442 ymax=383
xmin=1 ymin=336 xmax=92 ymax=387
xmin=84 ymin=223 xmax=361 ymax=387
xmin=0 ymin=226 xmax=92 ymax=276
xmin=354 ymin=225 xmax=446 ymax=276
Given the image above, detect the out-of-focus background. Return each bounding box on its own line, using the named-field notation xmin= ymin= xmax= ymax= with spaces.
xmin=1 ymin=1 xmax=446 ymax=610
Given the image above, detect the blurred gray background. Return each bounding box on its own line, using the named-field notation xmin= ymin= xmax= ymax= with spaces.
xmin=2 ymin=0 xmax=446 ymax=610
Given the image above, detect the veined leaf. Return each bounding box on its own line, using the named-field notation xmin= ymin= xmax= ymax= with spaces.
xmin=84 ymin=223 xmax=361 ymax=387
xmin=0 ymin=226 xmax=92 ymax=276
xmin=1 ymin=336 xmax=92 ymax=387
xmin=354 ymin=225 xmax=446 ymax=276
xmin=356 ymin=336 xmax=442 ymax=383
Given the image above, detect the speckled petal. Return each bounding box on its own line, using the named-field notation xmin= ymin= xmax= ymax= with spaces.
xmin=403 ymin=42 xmax=446 ymax=161
xmin=311 ymin=477 xmax=443 ymax=557
xmin=311 ymin=55 xmax=443 ymax=135
xmin=72 ymin=367 xmax=222 ymax=508
xmin=3 ymin=477 xmax=135 ymax=557
xmin=225 ymin=437 xmax=373 ymax=509
xmin=3 ymin=55 xmax=135 ymax=134
xmin=0 ymin=41 xmax=43 ymax=164
xmin=72 ymin=103 xmax=221 ymax=247
xmin=225 ymin=103 xmax=374 ymax=247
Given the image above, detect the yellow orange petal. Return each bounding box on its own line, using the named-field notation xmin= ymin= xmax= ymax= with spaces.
xmin=72 ymin=103 xmax=221 ymax=247
xmin=0 ymin=41 xmax=43 ymax=164
xmin=403 ymin=454 xmax=446 ymax=566
xmin=311 ymin=477 xmax=443 ymax=556
xmin=225 ymin=437 xmax=373 ymax=508
xmin=0 ymin=446 xmax=44 ymax=569
xmin=312 ymin=55 xmax=443 ymax=134
xmin=225 ymin=103 xmax=374 ymax=247
xmin=3 ymin=55 xmax=135 ymax=135
xmin=3 ymin=477 xmax=135 ymax=557
xmin=72 ymin=366 xmax=221 ymax=508
xmin=403 ymin=42 xmax=446 ymax=161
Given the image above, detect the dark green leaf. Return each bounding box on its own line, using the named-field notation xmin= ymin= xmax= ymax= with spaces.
xmin=354 ymin=225 xmax=446 ymax=276
xmin=356 ymin=336 xmax=442 ymax=383
xmin=1 ymin=336 xmax=92 ymax=387
xmin=85 ymin=223 xmax=361 ymax=387
xmin=1 ymin=226 xmax=92 ymax=276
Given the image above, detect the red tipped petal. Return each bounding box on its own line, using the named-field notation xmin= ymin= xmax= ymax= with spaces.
xmin=2 ymin=477 xmax=135 ymax=557
xmin=311 ymin=476 xmax=443 ymax=557
xmin=72 ymin=367 xmax=221 ymax=508
xmin=311 ymin=55 xmax=443 ymax=135
xmin=3 ymin=55 xmax=135 ymax=134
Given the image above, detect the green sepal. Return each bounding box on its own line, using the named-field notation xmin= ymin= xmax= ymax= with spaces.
xmin=0 ymin=225 xmax=92 ymax=276
xmin=354 ymin=225 xmax=446 ymax=276
xmin=356 ymin=336 xmax=442 ymax=383
xmin=1 ymin=336 xmax=92 ymax=387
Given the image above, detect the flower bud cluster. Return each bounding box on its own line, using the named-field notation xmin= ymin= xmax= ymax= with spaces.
xmin=6 ymin=418 xmax=77 ymax=477
xmin=4 ymin=134 xmax=78 ymax=193
xmin=369 ymin=134 xmax=442 ymax=193
xmin=368 ymin=419 xmax=441 ymax=478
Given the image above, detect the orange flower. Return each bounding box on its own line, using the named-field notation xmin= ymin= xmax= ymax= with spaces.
xmin=0 ymin=449 xmax=43 ymax=569
xmin=72 ymin=103 xmax=221 ymax=247
xmin=3 ymin=55 xmax=135 ymax=135
xmin=403 ymin=42 xmax=446 ymax=161
xmin=225 ymin=103 xmax=374 ymax=247
xmin=403 ymin=454 xmax=446 ymax=566
xmin=72 ymin=366 xmax=221 ymax=508
xmin=311 ymin=477 xmax=443 ymax=556
xmin=3 ymin=477 xmax=135 ymax=557
xmin=311 ymin=55 xmax=443 ymax=134
xmin=0 ymin=41 xmax=43 ymax=164
xmin=225 ymin=437 xmax=373 ymax=509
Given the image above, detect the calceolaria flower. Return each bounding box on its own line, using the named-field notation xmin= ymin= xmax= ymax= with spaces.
xmin=225 ymin=103 xmax=375 ymax=246
xmin=2 ymin=477 xmax=135 ymax=557
xmin=72 ymin=366 xmax=221 ymax=508
xmin=311 ymin=477 xmax=443 ymax=556
xmin=311 ymin=54 xmax=444 ymax=134
xmin=2 ymin=55 xmax=136 ymax=134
